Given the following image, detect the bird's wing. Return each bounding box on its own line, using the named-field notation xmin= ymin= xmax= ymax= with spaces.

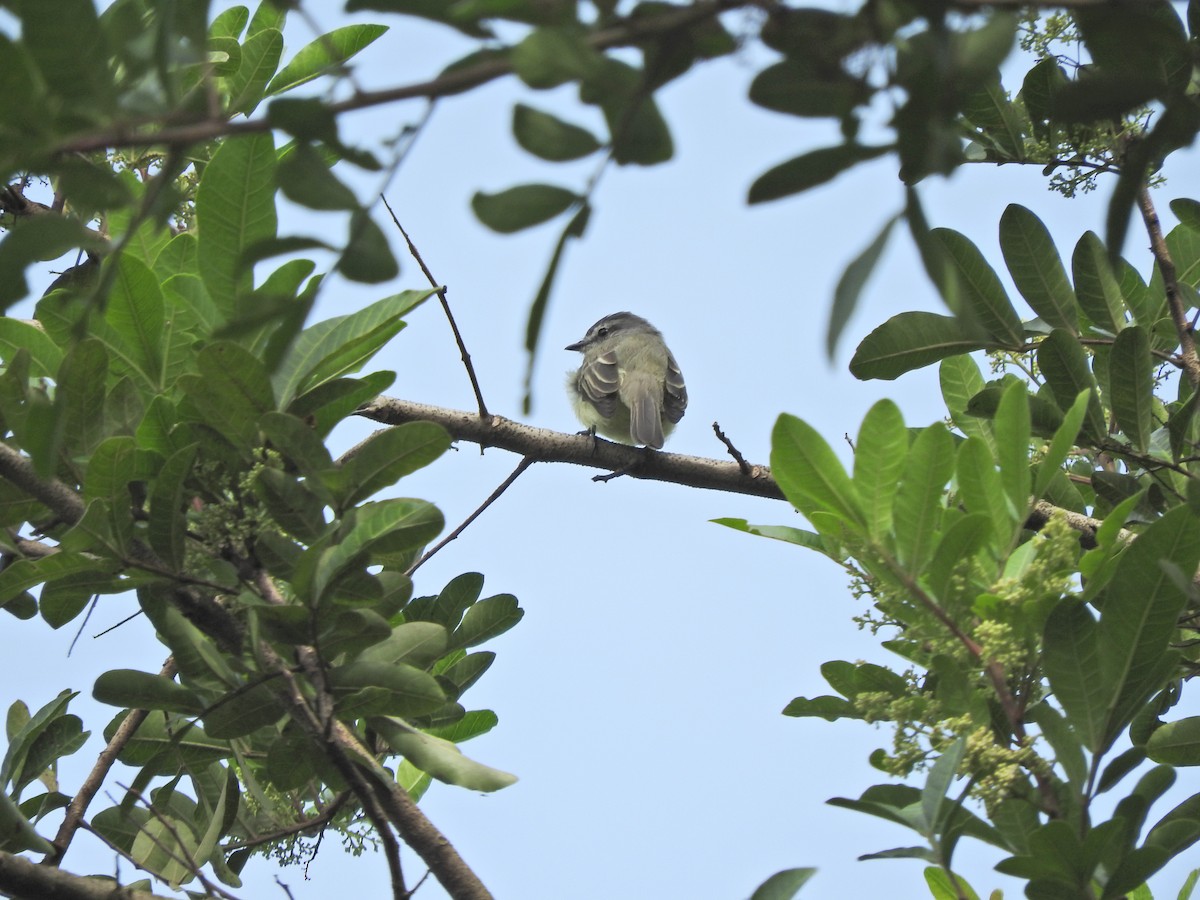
xmin=577 ymin=348 xmax=621 ymax=417
xmin=663 ymin=351 xmax=687 ymax=424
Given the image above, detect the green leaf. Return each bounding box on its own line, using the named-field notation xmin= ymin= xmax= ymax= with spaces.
xmin=1044 ymin=600 xmax=1108 ymax=753
xmin=369 ymin=716 xmax=517 ymax=791
xmin=451 ymin=594 xmax=523 ymax=650
xmin=512 ymin=103 xmax=601 ymax=161
xmin=178 ymin=342 xmax=275 ymax=450
xmin=853 ymin=399 xmax=907 ymax=541
xmin=55 ymin=338 xmax=108 ymax=460
xmin=20 ymin=0 xmax=113 ymax=110
xmin=196 ymin=132 xmax=278 ymax=317
xmin=750 ymin=59 xmax=867 ymax=118
xmin=266 ymin=24 xmax=388 ymax=96
xmin=360 ymin=622 xmax=447 ymax=669
xmin=1098 ymin=505 xmax=1200 ymax=751
xmin=1072 ymin=231 xmax=1125 ymax=333
xmin=148 ymin=445 xmax=199 ymax=571
xmin=277 ymin=142 xmax=359 ymax=210
xmin=472 ymin=184 xmax=579 ymax=234
xmin=932 ymin=228 xmax=1024 ymax=346
xmin=337 ymin=211 xmax=398 ymax=283
xmin=925 ymin=867 xmax=980 ymax=900
xmin=310 ymin=499 xmax=443 ymax=601
xmin=225 ymin=28 xmax=284 ymax=115
xmin=956 ymin=437 xmax=1011 ymax=545
xmin=771 ymin=414 xmax=863 ymax=528
xmin=328 ymin=662 xmax=446 ymax=718
xmin=1036 ymin=329 xmax=1106 ymax=443
xmin=520 ymin=203 xmax=590 ymax=413
xmin=1146 ymin=717 xmax=1200 ymax=765
xmin=93 ymin=670 xmax=202 ymax=715
xmin=108 ymin=254 xmax=166 ymax=390
xmin=1034 ymin=390 xmax=1091 ymax=500
xmin=999 ymin=204 xmax=1077 ymax=331
xmin=749 ymin=144 xmax=889 ymax=204
xmin=850 ymin=312 xmax=988 ymax=381
xmin=511 ymin=27 xmax=598 ymax=88
xmin=0 ymin=319 xmax=62 ymax=378
xmin=274 ymin=288 xmax=433 ymax=404
xmin=333 ymin=422 xmax=451 ymax=509
xmin=994 ymin=378 xmax=1032 ymax=526
xmin=828 ymin=215 xmax=899 ymax=358
xmin=749 ymin=868 xmax=817 ymax=900
xmin=1109 ymin=325 xmax=1154 ymax=452
xmin=940 ymin=355 xmax=994 ymax=449
xmin=893 ymin=423 xmax=954 ymax=571
xmin=927 ymin=514 xmax=992 ymax=603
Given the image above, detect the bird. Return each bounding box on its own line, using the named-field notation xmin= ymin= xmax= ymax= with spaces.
xmin=565 ymin=311 xmax=687 ymax=449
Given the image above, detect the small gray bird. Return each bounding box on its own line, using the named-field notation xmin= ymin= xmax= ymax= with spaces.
xmin=565 ymin=311 xmax=687 ymax=449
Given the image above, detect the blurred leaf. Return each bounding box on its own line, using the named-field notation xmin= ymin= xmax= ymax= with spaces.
xmin=512 ymin=103 xmax=600 ymax=161
xmin=0 ymin=217 xmax=105 ymax=311
xmin=337 ymin=211 xmax=398 ymax=283
xmin=829 ymin=215 xmax=899 ymax=358
xmin=511 ymin=27 xmax=598 ymax=88
xmin=749 ymin=868 xmax=817 ymax=900
xmin=472 ymin=184 xmax=579 ymax=233
xmin=278 ymin=143 xmax=359 ymax=210
xmin=750 ymin=60 xmax=866 ymax=118
xmin=749 ymin=144 xmax=889 ymax=204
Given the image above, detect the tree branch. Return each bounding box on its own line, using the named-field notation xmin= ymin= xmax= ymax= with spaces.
xmin=1138 ymin=184 xmax=1200 ymax=387
xmin=0 ymin=443 xmax=85 ymax=524
xmin=53 ymin=0 xmax=749 ymax=156
xmin=357 ymin=396 xmax=782 ymax=499
xmin=0 ymin=850 xmax=180 ymax=900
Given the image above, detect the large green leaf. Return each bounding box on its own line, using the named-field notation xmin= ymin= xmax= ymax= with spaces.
xmin=1035 ymin=329 xmax=1106 ymax=443
xmin=178 ymin=342 xmax=276 ymax=450
xmin=1146 ymin=717 xmax=1200 ymax=766
xmin=892 ymin=423 xmax=954 ymax=571
xmin=369 ymin=716 xmax=517 ymax=791
xmin=853 ymin=400 xmax=907 ymax=542
xmin=940 ymin=355 xmax=994 ymax=450
xmin=225 ymin=27 xmax=284 ymax=115
xmin=196 ymin=132 xmax=279 ymax=317
xmin=93 ymin=670 xmax=202 ymax=715
xmin=956 ymin=437 xmax=1011 ymax=546
xmin=332 ymin=421 xmax=451 ymax=510
xmin=993 ymin=378 xmax=1032 ymax=527
xmin=931 ymin=228 xmax=1023 ymax=346
xmin=1072 ymin=231 xmax=1125 ymax=333
xmin=107 ymin=254 xmax=166 ymax=390
xmin=266 ymin=24 xmax=388 ymax=96
xmin=851 ymin=312 xmax=988 ymax=381
xmin=771 ymin=414 xmax=863 ymax=529
xmin=999 ymin=204 xmax=1077 ymax=331
xmin=274 ymin=288 xmax=433 ymax=404
xmin=1109 ymin=325 xmax=1154 ymax=452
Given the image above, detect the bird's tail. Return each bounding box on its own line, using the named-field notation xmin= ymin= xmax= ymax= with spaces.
xmin=627 ymin=377 xmax=665 ymax=449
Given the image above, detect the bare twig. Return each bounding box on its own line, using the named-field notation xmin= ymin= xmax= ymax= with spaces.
xmin=407 ymin=457 xmax=535 ymax=575
xmin=381 ymin=197 xmax=490 ymax=419
xmin=1138 ymin=185 xmax=1200 ymax=387
xmin=711 ymin=422 xmax=752 ymax=475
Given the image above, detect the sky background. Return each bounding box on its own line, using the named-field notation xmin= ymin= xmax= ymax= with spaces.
xmin=3 ymin=3 xmax=1200 ymax=899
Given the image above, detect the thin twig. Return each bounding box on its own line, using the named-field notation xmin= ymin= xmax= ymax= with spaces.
xmin=407 ymin=458 xmax=535 ymax=575
xmin=222 ymin=793 xmax=351 ymax=852
xmin=1138 ymin=185 xmax=1200 ymax=387
xmin=381 ymin=196 xmax=490 ymax=419
xmin=711 ymin=422 xmax=752 ymax=475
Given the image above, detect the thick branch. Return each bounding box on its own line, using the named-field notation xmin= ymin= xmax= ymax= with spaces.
xmin=0 ymin=850 xmax=179 ymax=900
xmin=0 ymin=443 xmax=85 ymax=524
xmin=357 ymin=397 xmax=782 ymax=499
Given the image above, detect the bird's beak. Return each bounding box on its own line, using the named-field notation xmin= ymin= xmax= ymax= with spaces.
xmin=565 ymin=340 xmax=584 ymax=351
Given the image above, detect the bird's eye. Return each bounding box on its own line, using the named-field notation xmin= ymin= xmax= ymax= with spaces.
xmin=597 ymin=327 xmax=609 ymax=337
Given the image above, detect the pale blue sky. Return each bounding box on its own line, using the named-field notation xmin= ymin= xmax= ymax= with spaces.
xmin=3 ymin=4 xmax=1200 ymax=899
